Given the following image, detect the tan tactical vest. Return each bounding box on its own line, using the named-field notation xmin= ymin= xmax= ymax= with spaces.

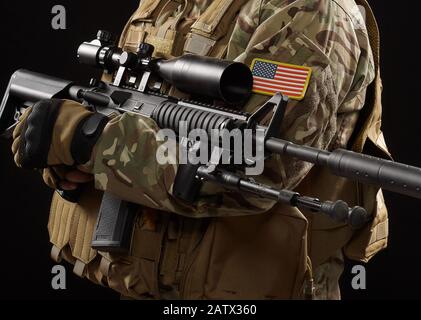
xmin=47 ymin=0 xmax=389 ymax=299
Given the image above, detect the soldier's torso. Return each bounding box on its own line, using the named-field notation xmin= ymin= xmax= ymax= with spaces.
xmin=48 ymin=0 xmax=388 ymax=300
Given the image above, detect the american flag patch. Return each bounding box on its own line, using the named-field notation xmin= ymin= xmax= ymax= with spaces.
xmin=251 ymin=58 xmax=312 ymax=100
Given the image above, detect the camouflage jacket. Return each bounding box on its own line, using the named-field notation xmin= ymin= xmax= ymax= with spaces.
xmin=85 ymin=0 xmax=375 ymax=218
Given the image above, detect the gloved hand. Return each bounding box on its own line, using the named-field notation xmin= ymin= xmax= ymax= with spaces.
xmin=12 ymin=99 xmax=108 ymax=169
xmin=43 ymin=167 xmax=94 ymax=191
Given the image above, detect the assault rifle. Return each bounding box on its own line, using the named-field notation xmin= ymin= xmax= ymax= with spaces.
xmin=2 ymin=30 xmax=421 ymax=252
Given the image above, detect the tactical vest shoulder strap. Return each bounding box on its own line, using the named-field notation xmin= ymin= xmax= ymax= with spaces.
xmin=118 ymin=0 xmax=170 ymax=48
xmin=184 ymin=0 xmax=249 ymax=57
xmin=147 ymin=0 xmax=195 ymax=58
xmin=132 ymin=0 xmax=169 ymax=21
xmin=357 ymin=0 xmax=380 ymax=70
xmin=351 ymin=0 xmax=388 ymax=156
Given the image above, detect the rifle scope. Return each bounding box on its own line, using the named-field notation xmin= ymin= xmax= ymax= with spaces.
xmin=77 ymin=32 xmax=253 ymax=104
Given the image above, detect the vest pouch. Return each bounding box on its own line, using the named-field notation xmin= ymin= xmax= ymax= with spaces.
xmin=296 ymin=167 xmax=356 ymax=268
xmin=184 ymin=0 xmax=248 ymax=57
xmin=344 ymin=188 xmax=388 ymax=262
xmin=344 ymin=133 xmax=390 ymax=262
xmin=189 ymin=0 xmax=246 ymax=39
xmin=96 ymin=209 xmax=168 ymax=299
xmin=344 ymin=59 xmax=391 ymax=262
xmin=183 ymin=204 xmax=310 ymax=299
xmin=48 ymin=192 xmax=77 ymax=264
xmin=123 ymin=25 xmax=151 ymax=52
xmin=119 ymin=0 xmax=170 ymax=52
xmin=48 ymin=185 xmax=101 ymax=281
xmin=123 ymin=1 xmax=193 ymax=57
xmin=48 ymin=187 xmax=161 ymax=297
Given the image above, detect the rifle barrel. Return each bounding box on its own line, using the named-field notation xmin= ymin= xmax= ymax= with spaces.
xmin=266 ymin=138 xmax=421 ymax=199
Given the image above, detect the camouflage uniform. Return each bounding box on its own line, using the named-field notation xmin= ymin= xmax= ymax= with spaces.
xmin=50 ymin=0 xmax=381 ymax=300
xmin=88 ymin=0 xmax=374 ymax=217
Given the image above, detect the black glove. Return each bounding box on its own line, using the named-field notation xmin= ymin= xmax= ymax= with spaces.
xmin=12 ymin=99 xmax=108 ymax=169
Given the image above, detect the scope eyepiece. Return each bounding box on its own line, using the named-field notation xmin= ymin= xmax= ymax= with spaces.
xmin=77 ymin=42 xmax=123 ymax=71
xmin=77 ymin=30 xmax=122 ymax=71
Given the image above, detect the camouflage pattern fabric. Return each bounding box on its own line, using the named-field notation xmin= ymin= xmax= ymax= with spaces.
xmin=188 ymin=0 xmax=214 ymax=19
xmin=85 ymin=0 xmax=375 ymax=219
xmin=312 ymin=250 xmax=344 ymax=300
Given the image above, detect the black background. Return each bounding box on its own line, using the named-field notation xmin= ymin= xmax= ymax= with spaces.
xmin=0 ymin=1 xmax=419 ymax=300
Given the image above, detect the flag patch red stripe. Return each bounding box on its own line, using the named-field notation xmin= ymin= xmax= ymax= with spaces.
xmin=274 ymin=75 xmax=307 ymax=83
xmin=275 ymin=71 xmax=308 ymax=80
xmin=277 ymin=64 xmax=309 ymax=72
